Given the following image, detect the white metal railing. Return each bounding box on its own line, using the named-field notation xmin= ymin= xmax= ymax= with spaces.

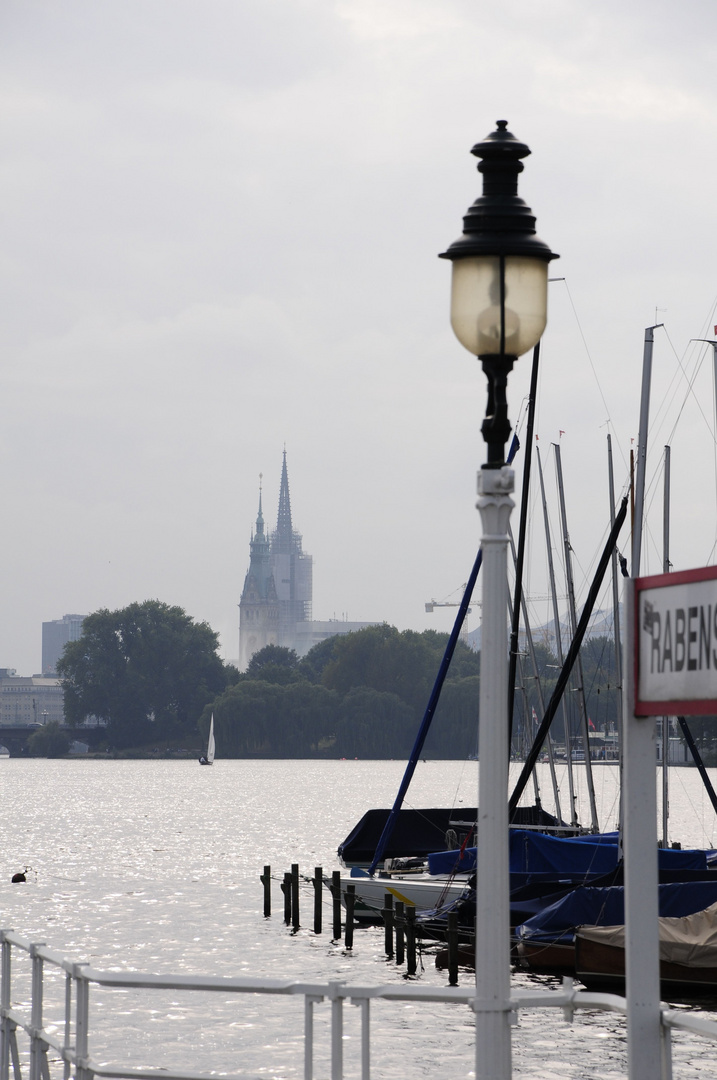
xmin=2 ymin=929 xmax=717 ymax=1079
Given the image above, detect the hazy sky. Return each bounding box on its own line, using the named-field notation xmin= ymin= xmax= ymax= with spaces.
xmin=2 ymin=0 xmax=717 ymax=675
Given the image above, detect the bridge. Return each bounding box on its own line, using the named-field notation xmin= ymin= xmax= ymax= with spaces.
xmin=0 ymin=724 xmax=103 ymax=755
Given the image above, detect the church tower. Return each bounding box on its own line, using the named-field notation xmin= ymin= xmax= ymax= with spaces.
xmin=238 ymin=481 xmax=280 ymax=670
xmin=271 ymin=449 xmax=313 ymax=643
xmin=238 ymin=452 xmax=313 ymax=669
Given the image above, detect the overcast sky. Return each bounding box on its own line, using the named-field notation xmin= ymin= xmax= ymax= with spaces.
xmin=2 ymin=0 xmax=717 ymax=675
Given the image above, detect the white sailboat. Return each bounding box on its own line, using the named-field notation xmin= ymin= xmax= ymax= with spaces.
xmin=199 ymin=714 xmax=215 ymax=765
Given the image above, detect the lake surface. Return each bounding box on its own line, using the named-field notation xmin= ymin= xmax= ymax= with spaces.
xmin=1 ymin=758 xmax=716 ymax=1077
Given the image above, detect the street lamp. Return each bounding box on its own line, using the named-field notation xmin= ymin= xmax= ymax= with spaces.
xmin=441 ymin=119 xmax=557 ymax=466
xmin=441 ymin=121 xmax=557 ymax=1080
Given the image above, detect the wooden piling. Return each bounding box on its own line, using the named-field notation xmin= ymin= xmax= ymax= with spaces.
xmin=447 ymin=911 xmax=459 ymax=986
xmin=344 ymin=884 xmax=355 ymax=950
xmin=395 ymin=901 xmax=405 ymax=966
xmin=406 ymin=906 xmax=417 ymax=976
xmin=282 ymin=872 xmax=292 ymax=925
xmin=313 ymin=867 xmax=322 ymax=934
xmin=260 ymin=865 xmax=271 ymax=917
xmin=382 ymin=893 xmax=394 ymax=958
xmin=331 ymin=870 xmax=342 ymax=940
xmin=291 ymin=864 xmax=300 ymax=932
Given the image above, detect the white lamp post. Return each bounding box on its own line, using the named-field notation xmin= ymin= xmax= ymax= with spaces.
xmin=440 ymin=121 xmax=557 ymax=1080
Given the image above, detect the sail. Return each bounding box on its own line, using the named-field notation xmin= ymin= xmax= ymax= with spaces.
xmin=207 ymin=715 xmax=215 ymax=764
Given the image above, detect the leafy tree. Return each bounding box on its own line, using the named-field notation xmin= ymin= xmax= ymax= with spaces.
xmin=429 ymin=676 xmax=481 ymax=758
xmin=322 ymin=624 xmax=441 ymax=716
xmin=58 ymin=601 xmax=228 ymax=748
xmin=206 ymin=679 xmax=339 ymax=756
xmin=246 ymin=645 xmax=299 ymax=676
xmin=333 ymin=687 xmax=415 ymax=758
xmin=244 ymin=645 xmax=304 ymax=686
xmin=27 ymin=721 xmax=70 ymax=758
xmin=299 ymin=635 xmax=341 ymax=684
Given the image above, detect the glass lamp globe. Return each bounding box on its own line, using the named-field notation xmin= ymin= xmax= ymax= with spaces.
xmin=449 ymin=254 xmax=548 ymax=359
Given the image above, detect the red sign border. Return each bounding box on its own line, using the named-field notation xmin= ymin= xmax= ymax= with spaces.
xmin=634 ymin=565 xmax=717 ymax=716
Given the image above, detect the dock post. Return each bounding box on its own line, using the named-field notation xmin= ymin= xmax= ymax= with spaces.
xmin=313 ymin=867 xmax=322 ymax=934
xmin=331 ymin=871 xmax=342 ymax=940
xmin=447 ymin=912 xmax=459 ymax=986
xmin=291 ymin=864 xmax=300 ymax=932
xmin=344 ymin=884 xmax=355 ymax=949
xmin=406 ymin=907 xmax=417 ymax=975
xmin=395 ymin=901 xmax=405 ymax=966
xmin=260 ymin=865 xmax=271 ymax=917
xmin=382 ymin=893 xmax=394 ymax=958
xmin=282 ymin=872 xmax=292 ymax=925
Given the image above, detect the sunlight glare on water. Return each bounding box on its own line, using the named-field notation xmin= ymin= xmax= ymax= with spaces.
xmin=0 ymin=758 xmax=715 ymax=1077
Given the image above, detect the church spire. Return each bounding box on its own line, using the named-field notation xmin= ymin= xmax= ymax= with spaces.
xmin=255 ymin=473 xmax=265 ymax=536
xmin=274 ymin=448 xmax=294 ymax=552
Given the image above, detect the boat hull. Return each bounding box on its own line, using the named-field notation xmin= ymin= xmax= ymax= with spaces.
xmin=340 ymin=873 xmax=469 ymax=922
xmin=576 ymin=934 xmax=717 ymax=997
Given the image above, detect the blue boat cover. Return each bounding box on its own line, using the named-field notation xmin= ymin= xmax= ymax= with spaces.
xmin=427 ymin=830 xmax=708 ymax=877
xmin=517 ymin=880 xmax=717 ymax=945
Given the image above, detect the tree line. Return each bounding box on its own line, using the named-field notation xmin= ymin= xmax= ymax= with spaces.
xmin=55 ymin=600 xmax=628 ymax=758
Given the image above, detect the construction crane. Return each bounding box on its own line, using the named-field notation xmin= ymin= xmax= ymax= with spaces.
xmin=425 ymin=586 xmax=475 ymax=614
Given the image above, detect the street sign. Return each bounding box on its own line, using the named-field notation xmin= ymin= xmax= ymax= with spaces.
xmin=634 ymin=564 xmax=717 ymax=716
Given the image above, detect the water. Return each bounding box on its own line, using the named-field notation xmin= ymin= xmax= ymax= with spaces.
xmin=1 ymin=757 xmax=716 ymax=1077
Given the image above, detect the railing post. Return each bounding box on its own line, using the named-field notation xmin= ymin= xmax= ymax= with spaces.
xmin=660 ymin=1014 xmax=673 ymax=1080
xmin=64 ymin=970 xmax=73 ymax=1080
xmin=355 ymin=996 xmax=370 ymax=1080
xmin=0 ymin=932 xmax=11 ymax=1080
xmin=329 ymin=981 xmax=344 ymax=1080
xmin=74 ymin=964 xmax=91 ymax=1080
xmin=29 ymin=942 xmax=46 ymax=1080
xmin=304 ymin=994 xmax=322 ymax=1080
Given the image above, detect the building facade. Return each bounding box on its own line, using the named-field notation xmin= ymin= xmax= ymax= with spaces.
xmin=42 ymin=614 xmax=85 ymax=675
xmin=0 ymin=673 xmax=65 ymax=727
xmin=238 ymin=452 xmax=375 ymax=670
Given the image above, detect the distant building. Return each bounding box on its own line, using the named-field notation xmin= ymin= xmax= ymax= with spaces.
xmin=238 ymin=452 xmax=376 ymax=670
xmin=42 ymin=614 xmax=85 ymax=675
xmin=0 ymin=673 xmax=65 ymax=727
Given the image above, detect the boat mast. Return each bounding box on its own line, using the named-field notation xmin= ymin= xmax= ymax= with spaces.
xmin=507 ymin=342 xmax=541 ymax=750
xmin=506 ymin=583 xmax=541 ymax=805
xmin=661 ymin=445 xmax=671 ymax=847
xmin=508 ymin=525 xmax=563 ymax=821
xmin=631 ymin=325 xmax=660 ymax=576
xmin=606 ymin=433 xmax=624 ymax=825
xmin=554 ymin=443 xmax=599 ymax=832
xmin=536 ymin=446 xmax=577 ymax=825
xmin=509 ymin=495 xmax=628 ymax=815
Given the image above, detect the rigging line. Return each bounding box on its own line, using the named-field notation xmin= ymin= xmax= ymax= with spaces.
xmin=696 ymin=291 xmax=717 ymax=343
xmin=712 ymin=359 xmax=717 ymax=563
xmin=646 ymin=328 xmax=698 ymax=437
xmin=662 ymin=334 xmax=713 ymax=446
xmin=561 ymin=279 xmax=627 ymax=470
xmin=634 ymin=331 xmax=707 ymax=488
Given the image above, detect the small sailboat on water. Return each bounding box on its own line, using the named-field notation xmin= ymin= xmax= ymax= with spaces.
xmin=199 ymin=714 xmax=215 ymax=766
